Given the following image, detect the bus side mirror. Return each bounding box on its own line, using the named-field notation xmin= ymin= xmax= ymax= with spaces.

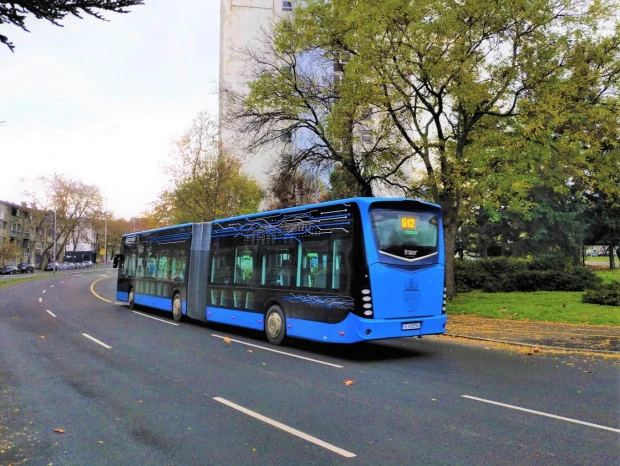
xmin=113 ymin=254 xmax=122 ymax=269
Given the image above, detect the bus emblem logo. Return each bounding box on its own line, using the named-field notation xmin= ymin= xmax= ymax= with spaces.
xmin=403 ymin=279 xmax=419 ymax=312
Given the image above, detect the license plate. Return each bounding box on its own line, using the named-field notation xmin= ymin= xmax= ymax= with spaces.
xmin=402 ymin=322 xmax=421 ymax=331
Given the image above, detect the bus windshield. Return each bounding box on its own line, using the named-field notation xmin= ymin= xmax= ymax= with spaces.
xmin=370 ymin=209 xmax=439 ymax=261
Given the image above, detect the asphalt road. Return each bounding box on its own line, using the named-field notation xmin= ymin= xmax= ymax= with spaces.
xmin=1 ymin=271 xmax=618 ymax=465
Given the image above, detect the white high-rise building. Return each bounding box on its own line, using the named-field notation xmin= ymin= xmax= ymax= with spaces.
xmin=219 ymin=1 xmax=294 ymax=184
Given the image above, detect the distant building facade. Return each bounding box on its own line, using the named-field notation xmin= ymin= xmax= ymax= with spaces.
xmin=219 ymin=0 xmax=294 ymax=184
xmin=0 ymin=200 xmax=54 ymax=266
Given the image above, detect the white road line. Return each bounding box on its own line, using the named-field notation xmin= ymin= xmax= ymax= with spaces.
xmin=50 ymin=285 xmax=54 ymax=288
xmin=211 ymin=335 xmax=343 ymax=368
xmin=132 ymin=311 xmax=179 ymax=326
xmin=46 ymin=310 xmax=57 ymax=318
xmin=59 ymin=281 xmax=64 ymax=284
xmin=213 ymin=397 xmax=356 ymax=458
xmin=38 ymin=297 xmax=42 ymax=303
xmin=42 ymin=289 xmax=46 ymax=294
xmin=462 ymin=395 xmax=620 ymax=433
xmin=82 ymin=333 xmax=112 ymax=349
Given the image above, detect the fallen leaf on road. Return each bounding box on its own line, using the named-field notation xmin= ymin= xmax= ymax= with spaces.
xmin=247 ymin=349 xmax=253 ymax=353
xmin=39 ymin=335 xmax=46 ymax=339
xmin=344 ymin=379 xmax=355 ymax=386
xmin=223 ymin=337 xmax=231 ymax=344
xmin=53 ymin=428 xmax=65 ymax=434
xmin=584 ymin=370 xmax=593 ymax=373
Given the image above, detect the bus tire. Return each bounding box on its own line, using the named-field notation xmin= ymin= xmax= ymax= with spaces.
xmin=265 ymin=304 xmax=286 ymax=345
xmin=172 ymin=293 xmax=183 ymax=322
xmin=128 ymin=288 xmax=136 ymax=310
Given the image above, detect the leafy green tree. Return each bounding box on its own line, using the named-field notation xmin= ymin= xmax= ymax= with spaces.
xmin=0 ymin=239 xmax=21 ymax=266
xmin=460 ymin=185 xmax=590 ymax=263
xmin=0 ymin=0 xmax=143 ymax=52
xmin=235 ymin=0 xmax=618 ymax=297
xmin=146 ymin=111 xmax=263 ymax=225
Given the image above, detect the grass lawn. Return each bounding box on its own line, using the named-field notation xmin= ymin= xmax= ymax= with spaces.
xmin=0 ymin=274 xmax=44 ymax=289
xmin=594 ymin=268 xmax=620 ymax=285
xmin=447 ymin=269 xmax=619 ymax=326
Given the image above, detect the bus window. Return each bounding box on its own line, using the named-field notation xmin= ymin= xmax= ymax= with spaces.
xmin=301 ymin=240 xmax=329 ymax=289
xmin=332 ymin=239 xmax=351 ymax=291
xmin=261 ymin=246 xmax=296 ymax=286
xmin=211 ymin=253 xmax=233 ymax=285
xmin=371 ymin=209 xmax=439 ymax=261
xmin=157 ymin=254 xmax=169 ymax=280
xmin=235 ymin=247 xmax=254 ymax=284
xmin=172 ymin=257 xmax=185 ymax=281
xmin=125 ymin=250 xmax=136 ymax=277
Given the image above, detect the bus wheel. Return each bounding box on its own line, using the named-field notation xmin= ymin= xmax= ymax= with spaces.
xmin=128 ymin=288 xmax=135 ymax=310
xmin=172 ymin=293 xmax=183 ymax=322
xmin=265 ymin=304 xmax=286 ymax=345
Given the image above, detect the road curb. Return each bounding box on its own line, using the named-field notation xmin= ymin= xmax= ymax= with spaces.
xmin=445 ymin=333 xmax=620 ymax=355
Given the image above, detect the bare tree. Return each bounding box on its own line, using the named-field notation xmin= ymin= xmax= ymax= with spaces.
xmin=144 ymin=111 xmax=264 ymax=225
xmin=221 ymin=22 xmax=414 ymax=198
xmin=24 ymin=174 xmax=103 ymax=267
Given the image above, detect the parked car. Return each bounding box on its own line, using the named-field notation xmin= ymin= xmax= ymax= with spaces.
xmin=45 ymin=262 xmax=62 ymax=271
xmin=17 ymin=263 xmax=35 ymax=273
xmin=82 ymin=260 xmax=93 ymax=268
xmin=0 ymin=265 xmax=19 ymax=275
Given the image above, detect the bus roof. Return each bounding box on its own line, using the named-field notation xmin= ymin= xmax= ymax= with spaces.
xmin=214 ymin=197 xmax=440 ymax=224
xmin=121 ymin=222 xmax=193 ymax=239
xmin=122 ymin=197 xmax=440 ymax=237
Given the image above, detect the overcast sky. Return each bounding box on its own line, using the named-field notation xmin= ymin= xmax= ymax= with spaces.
xmin=0 ymin=1 xmax=220 ymax=219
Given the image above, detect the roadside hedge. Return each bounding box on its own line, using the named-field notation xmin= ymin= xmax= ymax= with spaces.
xmin=455 ymin=255 xmax=602 ymax=293
xmin=582 ymin=282 xmax=620 ymax=306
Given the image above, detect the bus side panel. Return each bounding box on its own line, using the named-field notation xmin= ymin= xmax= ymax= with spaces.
xmin=286 ymin=312 xmax=446 ymax=343
xmin=134 ymin=293 xmax=183 ymax=313
xmin=206 ymin=306 xmax=264 ymax=331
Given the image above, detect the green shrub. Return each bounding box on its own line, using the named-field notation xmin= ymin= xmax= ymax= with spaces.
xmin=582 ymin=282 xmax=620 ymax=306
xmin=455 ymin=260 xmax=489 ymax=292
xmin=480 ymin=275 xmax=513 ymax=293
xmin=479 ymin=257 xmax=527 ymax=276
xmin=528 ymin=253 xmax=572 ymax=271
xmin=571 ymin=267 xmax=603 ymax=290
xmin=455 ymin=256 xmax=601 ymax=293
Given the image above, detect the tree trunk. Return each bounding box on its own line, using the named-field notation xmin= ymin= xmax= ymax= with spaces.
xmin=442 ymin=204 xmax=460 ymax=299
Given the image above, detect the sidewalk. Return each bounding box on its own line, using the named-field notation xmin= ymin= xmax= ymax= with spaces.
xmin=445 ymin=315 xmax=620 ymax=354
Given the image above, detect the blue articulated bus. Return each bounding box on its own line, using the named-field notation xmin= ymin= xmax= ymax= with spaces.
xmin=113 ymin=197 xmax=446 ymax=344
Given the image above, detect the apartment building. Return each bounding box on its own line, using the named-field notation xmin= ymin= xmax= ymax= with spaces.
xmin=0 ymin=200 xmax=53 ymax=266
xmin=219 ymin=0 xmax=294 ymax=184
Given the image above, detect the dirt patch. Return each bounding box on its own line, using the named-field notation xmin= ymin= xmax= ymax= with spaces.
xmin=446 ymin=315 xmax=620 ymax=353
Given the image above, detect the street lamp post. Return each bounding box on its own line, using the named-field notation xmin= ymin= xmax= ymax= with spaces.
xmin=52 ymin=209 xmax=57 ymax=275
xmin=104 ymin=199 xmax=108 ymax=264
